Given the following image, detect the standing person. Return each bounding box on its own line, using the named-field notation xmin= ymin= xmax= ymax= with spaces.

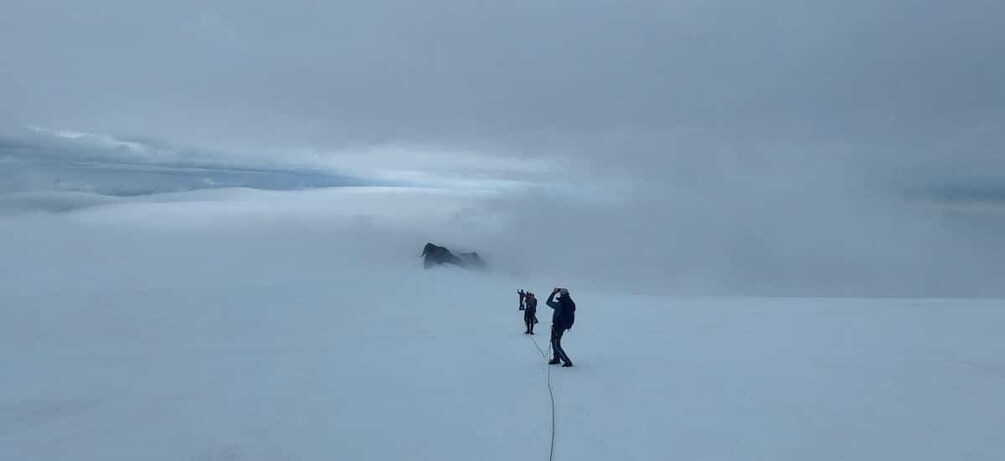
xmin=518 ymin=289 xmax=526 ymax=311
xmin=524 ymin=292 xmax=538 ymax=335
xmin=546 ymin=288 xmax=576 ymax=367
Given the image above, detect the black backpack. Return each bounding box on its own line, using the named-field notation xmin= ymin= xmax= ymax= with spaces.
xmin=564 ymin=298 xmax=576 ymax=329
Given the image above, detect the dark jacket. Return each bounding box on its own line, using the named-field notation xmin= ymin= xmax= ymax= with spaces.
xmin=546 ymin=292 xmax=576 ymax=330
xmin=525 ymin=297 xmax=537 ymax=313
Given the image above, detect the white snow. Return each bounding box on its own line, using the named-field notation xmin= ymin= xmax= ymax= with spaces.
xmin=2 ymin=189 xmax=1004 ymax=460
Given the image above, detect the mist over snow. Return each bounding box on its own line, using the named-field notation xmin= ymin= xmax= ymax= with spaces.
xmin=3 ymin=122 xmax=1005 ymax=297
xmin=2 ymin=1 xmax=1005 ymax=460
xmin=2 ymin=186 xmax=1004 ymax=460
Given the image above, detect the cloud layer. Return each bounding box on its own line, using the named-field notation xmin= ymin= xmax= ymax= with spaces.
xmin=2 ymin=0 xmax=1004 ymax=297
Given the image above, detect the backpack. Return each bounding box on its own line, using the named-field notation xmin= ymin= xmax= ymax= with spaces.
xmin=564 ymin=298 xmax=576 ymax=329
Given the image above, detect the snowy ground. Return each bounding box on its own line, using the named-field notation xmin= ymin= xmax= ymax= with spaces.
xmin=2 ymin=189 xmax=1004 ymax=460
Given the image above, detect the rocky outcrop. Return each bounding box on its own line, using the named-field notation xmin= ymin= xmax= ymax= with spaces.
xmin=421 ymin=243 xmax=485 ymax=270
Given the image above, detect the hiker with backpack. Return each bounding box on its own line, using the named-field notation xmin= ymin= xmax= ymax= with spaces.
xmin=523 ymin=292 xmax=538 ymax=334
xmin=546 ymin=287 xmax=575 ymax=367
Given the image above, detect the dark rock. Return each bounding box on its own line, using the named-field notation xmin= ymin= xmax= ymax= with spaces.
xmin=422 ymin=243 xmax=486 ymax=270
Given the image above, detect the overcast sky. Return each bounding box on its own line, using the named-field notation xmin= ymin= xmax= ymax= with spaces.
xmin=2 ymin=0 xmax=1004 ymax=295
xmin=2 ymin=1 xmax=1002 ymax=174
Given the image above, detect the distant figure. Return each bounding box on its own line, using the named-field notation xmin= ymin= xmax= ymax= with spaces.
xmin=546 ymin=288 xmax=576 ymax=367
xmin=518 ymin=289 xmax=526 ymax=310
xmin=524 ymin=292 xmax=539 ymax=335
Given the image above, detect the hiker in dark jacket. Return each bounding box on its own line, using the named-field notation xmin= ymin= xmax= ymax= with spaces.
xmin=546 ymin=288 xmax=575 ymax=367
xmin=523 ymin=292 xmax=539 ymax=334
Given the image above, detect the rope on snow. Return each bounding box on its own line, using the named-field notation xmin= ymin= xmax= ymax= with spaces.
xmin=528 ymin=334 xmax=557 ymax=461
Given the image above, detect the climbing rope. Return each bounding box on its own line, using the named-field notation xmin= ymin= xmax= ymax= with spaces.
xmin=528 ymin=333 xmax=557 ymax=461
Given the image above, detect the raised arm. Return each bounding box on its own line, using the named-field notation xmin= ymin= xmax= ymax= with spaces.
xmin=546 ymin=291 xmax=561 ymax=309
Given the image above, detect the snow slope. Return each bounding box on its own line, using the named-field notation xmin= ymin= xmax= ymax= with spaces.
xmin=2 ymin=189 xmax=1004 ymax=460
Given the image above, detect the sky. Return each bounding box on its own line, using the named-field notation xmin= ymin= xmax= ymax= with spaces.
xmin=1 ymin=0 xmax=1004 ymax=296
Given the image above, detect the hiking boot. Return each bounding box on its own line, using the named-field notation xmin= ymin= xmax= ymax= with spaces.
xmin=562 ymin=362 xmax=574 ymax=367
xmin=548 ymin=359 xmax=561 ymax=365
